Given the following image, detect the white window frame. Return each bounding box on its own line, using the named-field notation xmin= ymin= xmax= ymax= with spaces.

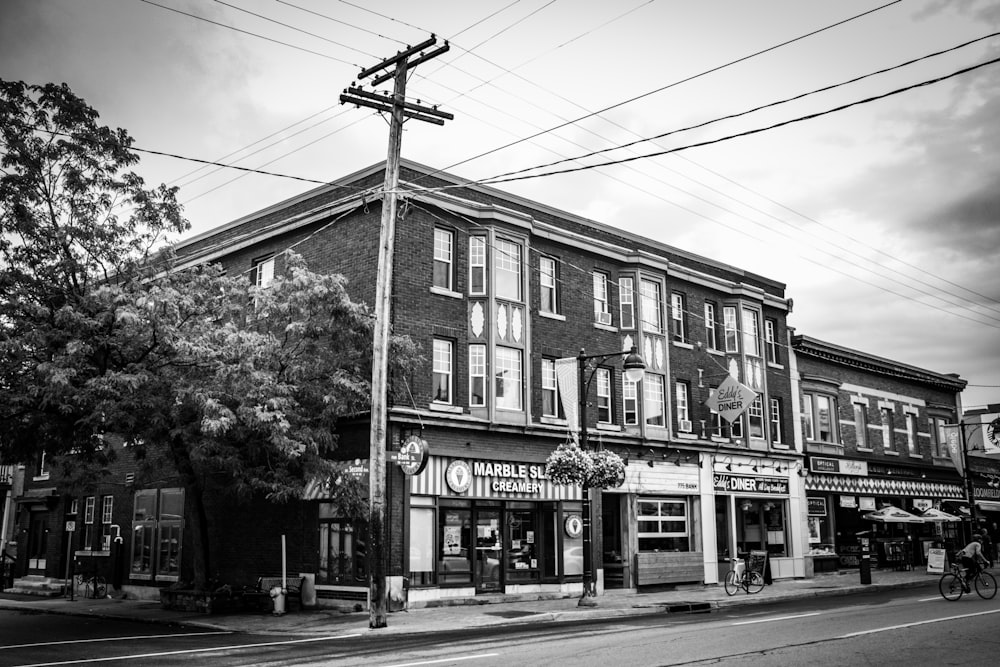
xmin=83 ymin=496 xmax=96 ymax=552
xmin=593 ymin=272 xmax=610 ymax=323
xmin=495 ymin=238 xmax=522 ymax=301
xmin=769 ymin=397 xmax=783 ymax=444
xmin=623 ymin=378 xmax=639 ymax=425
xmin=253 ymin=256 xmax=275 ymax=289
xmin=637 ymin=498 xmax=690 ymax=552
xmin=495 ymin=347 xmax=523 ymax=411
xmin=596 ymin=368 xmax=612 ymax=424
xmin=705 ymin=302 xmax=718 ymax=350
xmin=469 ymin=344 xmax=486 ymax=407
xmin=671 ymin=292 xmax=686 ymax=343
xmin=723 ymin=306 xmax=739 ymax=353
xmin=101 ymin=496 xmax=114 ymax=551
xmin=540 ymin=256 xmax=558 ymax=314
xmin=765 ymin=318 xmax=779 ymax=364
xmin=675 ymin=381 xmax=690 ymax=427
xmin=619 ymin=277 xmax=635 ymax=329
xmin=541 ymin=358 xmax=560 ymax=418
xmin=882 ymin=406 xmax=896 ymax=452
xmin=748 ymin=395 xmax=765 ymax=439
xmin=640 ymin=279 xmax=662 ymax=333
xmin=853 ymin=401 xmax=869 ymax=449
xmin=433 ymin=228 xmax=453 ymax=291
xmin=469 ymin=236 xmax=486 ymax=296
xmin=644 ymin=375 xmax=666 ymax=427
xmin=432 ymin=339 xmax=453 ymax=404
xmin=742 ymin=307 xmax=761 ymax=357
xmin=804 ymin=392 xmax=838 ymax=443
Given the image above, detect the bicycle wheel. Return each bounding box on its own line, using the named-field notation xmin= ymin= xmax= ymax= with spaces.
xmin=746 ymin=571 xmax=765 ymax=594
xmin=974 ymin=571 xmax=997 ymax=600
xmin=92 ymin=576 xmax=107 ymax=599
xmin=939 ymin=573 xmax=964 ymax=601
xmin=724 ymin=570 xmax=739 ymax=596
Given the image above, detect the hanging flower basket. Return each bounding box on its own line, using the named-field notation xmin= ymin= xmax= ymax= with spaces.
xmin=588 ymin=449 xmax=626 ymax=489
xmin=545 ymin=440 xmax=593 ymax=487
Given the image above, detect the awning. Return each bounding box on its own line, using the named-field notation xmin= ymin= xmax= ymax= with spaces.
xmin=805 ymin=474 xmax=963 ymax=498
xmin=863 ymin=504 xmax=926 ymax=523
xmin=919 ymin=507 xmax=961 ymax=522
xmin=977 ymin=500 xmax=1000 ymax=513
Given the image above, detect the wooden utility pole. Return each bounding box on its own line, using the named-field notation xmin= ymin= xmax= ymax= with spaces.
xmin=340 ymin=35 xmax=451 ymax=630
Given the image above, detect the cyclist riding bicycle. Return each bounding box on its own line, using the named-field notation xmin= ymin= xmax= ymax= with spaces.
xmin=956 ymin=534 xmax=990 ymax=592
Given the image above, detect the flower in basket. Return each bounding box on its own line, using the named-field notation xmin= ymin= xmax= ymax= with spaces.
xmin=588 ymin=449 xmax=626 ymax=489
xmin=545 ymin=440 xmax=593 ymax=487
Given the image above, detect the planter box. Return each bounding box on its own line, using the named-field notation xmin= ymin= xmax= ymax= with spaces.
xmin=635 ymin=552 xmax=704 ymax=586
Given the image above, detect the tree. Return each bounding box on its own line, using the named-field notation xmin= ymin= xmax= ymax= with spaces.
xmin=0 ymin=80 xmax=419 ymax=589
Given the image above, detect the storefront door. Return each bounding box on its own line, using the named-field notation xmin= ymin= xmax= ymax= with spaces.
xmin=27 ymin=510 xmax=49 ymax=573
xmin=715 ymin=495 xmax=732 ymax=582
xmin=475 ymin=506 xmax=502 ymax=593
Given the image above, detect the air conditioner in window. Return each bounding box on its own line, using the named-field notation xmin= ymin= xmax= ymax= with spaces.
xmin=596 ymin=311 xmax=612 ymax=326
xmin=678 ymin=419 xmax=693 ymax=433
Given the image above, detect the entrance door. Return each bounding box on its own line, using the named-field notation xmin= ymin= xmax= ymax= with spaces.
xmin=715 ymin=496 xmax=732 ymax=583
xmin=27 ymin=510 xmax=49 ymax=573
xmin=474 ymin=507 xmax=502 ymax=593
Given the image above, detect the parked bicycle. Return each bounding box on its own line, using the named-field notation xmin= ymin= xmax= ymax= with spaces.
xmin=75 ymin=573 xmax=107 ymax=600
xmin=939 ymin=563 xmax=996 ymax=601
xmin=724 ymin=556 xmax=765 ymax=595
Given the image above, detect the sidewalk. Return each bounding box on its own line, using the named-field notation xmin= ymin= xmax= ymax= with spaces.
xmin=0 ymin=569 xmax=939 ymax=637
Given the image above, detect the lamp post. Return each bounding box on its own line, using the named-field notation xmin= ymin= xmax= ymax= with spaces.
xmin=577 ymin=345 xmax=645 ymax=606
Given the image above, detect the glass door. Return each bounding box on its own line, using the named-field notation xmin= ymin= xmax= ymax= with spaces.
xmin=475 ymin=507 xmax=502 ymax=593
xmin=715 ymin=495 xmax=731 ymax=583
xmin=27 ymin=510 xmax=49 ymax=573
xmin=506 ymin=504 xmax=539 ymax=584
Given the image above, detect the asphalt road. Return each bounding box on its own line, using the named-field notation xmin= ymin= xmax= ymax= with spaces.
xmin=2 ymin=588 xmax=998 ymax=666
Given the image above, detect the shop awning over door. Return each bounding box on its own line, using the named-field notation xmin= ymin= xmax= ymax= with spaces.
xmin=863 ymin=504 xmax=926 ymax=523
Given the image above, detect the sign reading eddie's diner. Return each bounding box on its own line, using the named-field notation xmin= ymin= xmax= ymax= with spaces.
xmin=714 ymin=473 xmax=788 ymax=495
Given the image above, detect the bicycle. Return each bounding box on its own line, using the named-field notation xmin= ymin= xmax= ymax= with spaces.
xmin=75 ymin=573 xmax=108 ymax=600
xmin=724 ymin=557 xmax=765 ymax=595
xmin=938 ymin=563 xmax=996 ymax=601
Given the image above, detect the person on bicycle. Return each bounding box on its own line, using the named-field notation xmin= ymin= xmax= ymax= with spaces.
xmin=956 ymin=534 xmax=989 ymax=591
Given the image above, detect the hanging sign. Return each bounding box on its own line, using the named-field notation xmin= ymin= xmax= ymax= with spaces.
xmin=704 ymin=375 xmax=758 ymax=424
xmin=392 ymin=435 xmax=429 ymax=476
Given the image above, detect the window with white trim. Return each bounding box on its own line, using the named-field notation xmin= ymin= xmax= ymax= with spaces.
xmin=748 ymin=396 xmax=765 ymax=439
xmin=541 ymin=358 xmax=561 ymax=418
xmin=670 ymin=292 xmax=686 ymax=343
xmin=433 ymin=228 xmax=453 ymax=290
xmin=675 ymin=381 xmax=690 ymax=431
xmin=881 ymin=406 xmax=896 ymax=451
xmin=101 ymin=496 xmax=114 ymax=551
xmin=540 ymin=256 xmax=558 ymax=314
xmin=83 ymin=496 xmax=96 ymax=551
xmin=723 ymin=306 xmax=739 ymax=353
xmin=619 ymin=277 xmax=635 ymax=329
xmin=624 ymin=378 xmax=639 ymax=425
xmin=804 ymin=393 xmax=838 ymax=443
xmin=644 ymin=375 xmax=666 ymax=427
xmin=853 ymin=401 xmax=869 ymax=449
xmin=742 ymin=308 xmax=761 ymax=357
xmin=640 ymin=279 xmax=662 ymax=333
xmin=469 ymin=236 xmax=486 ymax=295
xmin=432 ymin=339 xmax=453 ymax=403
xmin=770 ymin=397 xmax=783 ymax=444
xmin=495 ymin=347 xmax=523 ymax=411
xmin=709 ymin=387 xmax=723 ymax=437
xmin=495 ymin=238 xmax=522 ymax=301
xmin=637 ymin=498 xmax=690 ymax=552
xmin=705 ymin=302 xmax=718 ymax=350
xmin=469 ymin=344 xmax=486 ymax=406
xmin=253 ymin=256 xmax=275 ymax=289
xmin=593 ymin=272 xmax=610 ymax=324
xmin=765 ymin=318 xmax=780 ymax=364
xmin=905 ymin=411 xmax=919 ymax=456
xmin=597 ymin=368 xmax=612 ymax=423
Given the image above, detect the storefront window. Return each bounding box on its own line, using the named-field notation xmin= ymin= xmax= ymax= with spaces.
xmin=439 ymin=506 xmax=472 ymax=585
xmin=409 ymin=507 xmax=435 ymax=586
xmin=130 ymin=488 xmax=183 ymax=581
xmin=637 ymin=498 xmax=690 ymax=552
xmin=317 ymin=503 xmax=367 ymax=586
xmin=506 ymin=504 xmax=539 ymax=583
xmin=736 ymin=498 xmax=787 ymax=556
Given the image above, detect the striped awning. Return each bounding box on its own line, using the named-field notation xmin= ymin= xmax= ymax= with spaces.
xmin=805 ymin=474 xmax=963 ymax=499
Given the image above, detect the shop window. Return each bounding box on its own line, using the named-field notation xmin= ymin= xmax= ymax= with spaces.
xmin=433 ymin=228 xmax=454 ymax=291
xmin=804 ymin=393 xmax=838 ymax=443
xmin=438 ymin=507 xmax=473 ymax=584
xmin=469 ymin=236 xmax=486 ymax=295
xmin=704 ymin=302 xmax=718 ymax=350
xmin=593 ymin=272 xmax=610 ymax=325
xmin=495 ymin=238 xmax=522 ymax=301
xmin=539 ymin=256 xmax=558 ymax=314
xmin=408 ymin=506 xmax=435 ymax=586
xmin=736 ymin=498 xmax=787 ymax=557
xmin=637 ymin=498 xmax=690 ymax=552
xmin=318 ymin=503 xmax=367 ymax=586
xmin=130 ymin=488 xmax=183 ymax=581
xmin=506 ymin=507 xmax=539 ymax=583
xmin=596 ymin=368 xmax=612 ymax=423
xmin=432 ymin=339 xmax=453 ymax=404
xmin=670 ymin=292 xmax=686 ymax=343
xmin=495 ymin=347 xmax=523 ymax=411
xmin=619 ymin=277 xmax=635 ymax=329
xmin=469 ymin=344 xmax=486 ymax=407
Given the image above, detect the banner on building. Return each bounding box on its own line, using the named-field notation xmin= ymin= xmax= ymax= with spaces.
xmin=555 ymin=357 xmax=579 ymax=442
xmin=942 ymin=424 xmax=964 ymax=475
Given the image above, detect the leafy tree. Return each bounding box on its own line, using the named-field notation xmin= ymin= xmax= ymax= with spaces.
xmin=0 ymin=80 xmax=418 ymax=589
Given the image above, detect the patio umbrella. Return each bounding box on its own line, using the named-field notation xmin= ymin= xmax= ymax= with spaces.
xmin=919 ymin=507 xmax=962 ymax=522
xmin=863 ymin=505 xmax=926 ymax=523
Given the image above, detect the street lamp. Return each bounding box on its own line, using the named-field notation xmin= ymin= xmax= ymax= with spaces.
xmin=577 ymin=345 xmax=645 ymax=606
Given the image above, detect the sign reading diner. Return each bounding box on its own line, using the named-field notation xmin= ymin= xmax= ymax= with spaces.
xmin=714 ymin=473 xmax=788 ymax=495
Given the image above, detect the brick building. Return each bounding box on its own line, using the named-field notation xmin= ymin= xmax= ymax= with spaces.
xmin=790 ymin=334 xmax=971 ymax=573
xmin=13 ymin=160 xmax=804 ymax=603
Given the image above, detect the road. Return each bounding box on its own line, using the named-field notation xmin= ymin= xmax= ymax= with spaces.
xmin=1 ymin=589 xmax=998 ymax=666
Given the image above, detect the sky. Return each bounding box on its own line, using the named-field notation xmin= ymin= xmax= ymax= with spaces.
xmin=3 ymin=0 xmax=999 ymax=411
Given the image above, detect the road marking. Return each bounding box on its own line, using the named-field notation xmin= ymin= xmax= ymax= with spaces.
xmin=15 ymin=634 xmax=361 ymax=667
xmin=383 ymin=654 xmax=500 ymax=667
xmin=731 ymin=612 xmax=821 ymax=625
xmin=0 ymin=631 xmax=232 ymax=651
xmin=840 ymin=608 xmax=1000 ymax=638
xmin=917 ymin=596 xmax=942 ymax=602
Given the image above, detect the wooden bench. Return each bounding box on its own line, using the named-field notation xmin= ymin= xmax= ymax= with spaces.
xmin=242 ymin=576 xmax=305 ymax=612
xmin=635 ymin=552 xmax=704 ymax=587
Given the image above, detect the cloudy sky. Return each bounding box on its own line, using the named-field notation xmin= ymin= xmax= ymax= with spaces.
xmin=3 ymin=0 xmax=999 ymax=410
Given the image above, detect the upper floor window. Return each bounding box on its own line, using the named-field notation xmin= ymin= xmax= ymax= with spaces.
xmin=433 ymin=228 xmax=454 ymax=291
xmin=593 ymin=272 xmax=611 ymax=325
xmin=469 ymin=344 xmax=486 ymax=407
xmin=764 ymin=318 xmax=780 ymax=364
xmin=881 ymin=406 xmax=895 ymax=451
xmin=619 ymin=277 xmax=635 ymax=329
xmin=469 ymin=236 xmax=486 ymax=295
xmin=853 ymin=402 xmax=869 ymax=449
xmin=101 ymin=496 xmax=114 ymax=551
xmin=704 ymin=302 xmax=718 ymax=350
xmin=33 ymin=450 xmax=49 ymax=480
xmin=804 ymin=393 xmax=837 ymax=443
xmin=596 ymin=368 xmax=612 ymax=423
xmin=770 ymin=398 xmax=783 ymax=444
xmin=905 ymin=411 xmax=919 ymax=456
xmin=623 ymin=378 xmax=639 ymax=425
xmin=539 ymin=257 xmax=558 ymax=314
xmin=742 ymin=308 xmax=761 ymax=357
xmin=541 ymin=358 xmax=561 ymax=418
xmin=83 ymin=496 xmax=96 ymax=551
xmin=495 ymin=238 xmax=522 ymax=301
xmin=640 ymin=279 xmax=662 ymax=333
xmin=644 ymin=375 xmax=666 ymax=427
xmin=930 ymin=416 xmax=948 ymax=457
xmin=432 ymin=339 xmax=453 ymax=404
xmin=495 ymin=347 xmax=523 ymax=411
xmin=253 ymin=255 xmax=275 ymax=289
xmin=670 ymin=293 xmax=686 ymax=343
xmin=675 ymin=381 xmax=691 ymax=432
xmin=748 ymin=396 xmax=765 ymax=439
xmin=723 ymin=306 xmax=739 ymax=353
xmin=709 ymin=387 xmax=723 ymax=437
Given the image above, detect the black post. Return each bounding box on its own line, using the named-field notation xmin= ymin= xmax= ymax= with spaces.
xmin=960 ymin=422 xmax=978 ymax=539
xmin=857 ymin=530 xmax=872 ymax=585
xmin=578 ymin=349 xmax=597 ymax=606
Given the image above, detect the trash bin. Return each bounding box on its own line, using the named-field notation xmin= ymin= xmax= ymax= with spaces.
xmin=270 ymin=585 xmax=286 ymax=616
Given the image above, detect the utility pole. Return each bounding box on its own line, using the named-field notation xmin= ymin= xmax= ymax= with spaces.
xmin=340 ymin=35 xmax=451 ymax=630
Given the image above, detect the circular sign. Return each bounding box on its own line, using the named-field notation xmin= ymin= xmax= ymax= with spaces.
xmin=445 ymin=459 xmax=473 ymax=494
xmin=988 ymin=417 xmax=1000 ymax=449
xmin=396 ymin=435 xmax=429 ymax=476
xmin=564 ymin=514 xmax=583 ymax=538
